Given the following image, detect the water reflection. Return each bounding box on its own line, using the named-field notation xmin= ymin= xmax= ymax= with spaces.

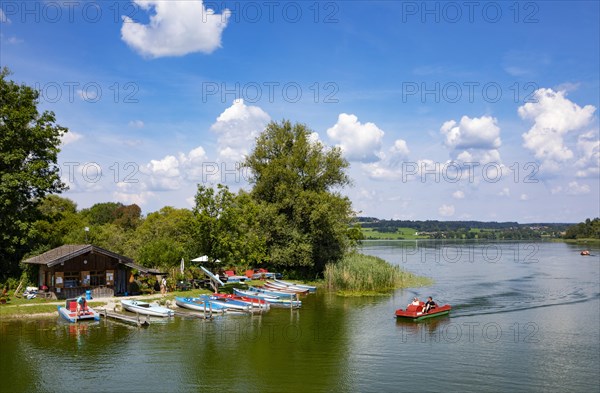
xmin=0 ymin=242 xmax=598 ymax=392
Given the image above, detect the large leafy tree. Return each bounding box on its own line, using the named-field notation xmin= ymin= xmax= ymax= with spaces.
xmin=29 ymin=195 xmax=82 ymax=253
xmin=193 ymin=185 xmax=267 ymax=268
xmin=244 ymin=120 xmax=353 ymax=276
xmin=0 ymin=68 xmax=67 ymax=280
xmin=130 ymin=206 xmax=196 ymax=268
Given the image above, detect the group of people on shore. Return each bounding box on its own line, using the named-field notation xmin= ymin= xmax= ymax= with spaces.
xmin=410 ymin=296 xmax=436 ymax=313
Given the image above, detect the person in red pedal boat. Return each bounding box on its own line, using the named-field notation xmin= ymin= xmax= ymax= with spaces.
xmin=423 ymin=297 xmax=436 ymax=313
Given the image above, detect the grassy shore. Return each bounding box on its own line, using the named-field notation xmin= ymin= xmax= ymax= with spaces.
xmin=324 ymin=252 xmax=432 ymax=296
xmin=0 ymin=285 xmax=268 ymax=319
xmin=361 ymin=227 xmax=429 ymax=240
xmin=559 ymin=238 xmax=600 ymax=245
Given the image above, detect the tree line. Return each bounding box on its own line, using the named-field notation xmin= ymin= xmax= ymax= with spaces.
xmin=358 ymin=218 xmax=571 ymax=239
xmin=563 ymin=218 xmax=600 ymax=240
xmin=1 ymin=68 xmax=356 ymax=282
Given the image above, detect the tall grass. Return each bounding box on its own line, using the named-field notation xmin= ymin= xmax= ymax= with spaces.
xmin=324 ymin=253 xmax=432 ymax=295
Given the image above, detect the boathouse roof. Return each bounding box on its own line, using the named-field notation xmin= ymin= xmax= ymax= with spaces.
xmin=22 ymin=244 xmax=151 ymax=272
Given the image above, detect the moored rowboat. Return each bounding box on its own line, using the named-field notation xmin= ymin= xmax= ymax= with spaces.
xmin=211 ymin=293 xmax=270 ymax=311
xmin=234 ymin=288 xmax=302 ymax=308
xmin=247 ymin=286 xmax=298 ymax=299
xmin=121 ymin=299 xmax=174 ymax=317
xmin=273 ymin=279 xmax=317 ymax=293
xmin=264 ymin=281 xmax=309 ymax=294
xmin=175 ymin=296 xmax=227 ymax=313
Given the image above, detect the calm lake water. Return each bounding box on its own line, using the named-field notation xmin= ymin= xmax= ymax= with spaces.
xmin=1 ymin=241 xmax=599 ymax=392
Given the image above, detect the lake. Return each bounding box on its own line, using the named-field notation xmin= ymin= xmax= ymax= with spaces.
xmin=1 ymin=241 xmax=598 ymax=392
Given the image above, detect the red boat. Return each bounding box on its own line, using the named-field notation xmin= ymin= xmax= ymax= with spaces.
xmin=395 ymin=302 xmax=451 ymax=321
xmin=211 ymin=293 xmax=270 ymax=310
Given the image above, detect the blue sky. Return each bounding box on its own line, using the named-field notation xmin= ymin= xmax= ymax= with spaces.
xmin=1 ymin=1 xmax=598 ymax=222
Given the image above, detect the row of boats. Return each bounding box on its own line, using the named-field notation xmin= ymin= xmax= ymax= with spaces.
xmin=58 ymin=280 xmax=317 ymax=322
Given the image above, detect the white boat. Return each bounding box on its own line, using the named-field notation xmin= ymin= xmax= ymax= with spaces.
xmin=264 ymin=281 xmax=309 ymax=294
xmin=121 ymin=299 xmax=174 ymax=317
xmin=57 ymin=298 xmax=100 ymax=322
xmin=175 ymin=296 xmax=226 ymax=313
xmin=274 ymin=279 xmax=317 ymax=293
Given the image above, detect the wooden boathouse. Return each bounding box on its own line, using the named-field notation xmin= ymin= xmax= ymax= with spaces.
xmin=22 ymin=244 xmax=152 ymax=299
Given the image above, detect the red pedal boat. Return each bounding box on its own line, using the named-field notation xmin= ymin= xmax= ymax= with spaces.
xmin=395 ymin=302 xmax=451 ymax=321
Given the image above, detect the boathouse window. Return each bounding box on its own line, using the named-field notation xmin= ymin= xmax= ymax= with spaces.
xmin=64 ymin=272 xmax=79 ymax=288
xmin=90 ymin=271 xmax=106 ymax=286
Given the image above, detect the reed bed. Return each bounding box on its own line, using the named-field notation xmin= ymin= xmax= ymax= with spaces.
xmin=324 ymin=253 xmax=431 ymax=295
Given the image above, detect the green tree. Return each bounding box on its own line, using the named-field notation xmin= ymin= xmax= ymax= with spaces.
xmin=193 ymin=185 xmax=267 ymax=267
xmin=81 ymin=202 xmax=124 ymax=226
xmin=130 ymin=206 xmax=196 ymax=268
xmin=244 ymin=120 xmax=353 ymax=276
xmin=564 ymin=218 xmax=600 ymax=239
xmin=0 ymin=68 xmax=67 ymax=280
xmin=29 ymin=195 xmax=82 ymax=253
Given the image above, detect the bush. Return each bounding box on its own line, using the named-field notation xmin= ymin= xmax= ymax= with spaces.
xmin=324 ymin=252 xmax=431 ymax=294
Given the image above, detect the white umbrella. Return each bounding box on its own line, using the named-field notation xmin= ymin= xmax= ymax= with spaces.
xmin=191 ymin=255 xmax=209 ymax=262
xmin=180 ymin=258 xmax=185 ymax=274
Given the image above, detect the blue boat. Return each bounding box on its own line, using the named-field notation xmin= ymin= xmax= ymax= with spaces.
xmin=175 ymin=296 xmax=227 ymax=313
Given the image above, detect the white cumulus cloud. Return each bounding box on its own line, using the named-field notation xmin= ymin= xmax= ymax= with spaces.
xmin=519 ymin=88 xmax=596 ymax=168
xmin=327 ymin=113 xmax=385 ymax=163
xmin=452 ymin=190 xmax=465 ymax=199
xmin=566 ymin=181 xmax=590 ymax=195
xmin=441 ymin=115 xmax=501 ymax=164
xmin=438 ymin=204 xmax=455 ymax=217
xmin=211 ymin=99 xmax=270 ymax=162
xmin=121 ymin=0 xmax=230 ymax=58
xmin=441 ymin=116 xmax=501 ymax=150
xmin=61 ymin=131 xmax=82 ymax=145
xmin=575 ymin=131 xmax=600 ymax=178
xmin=141 ymin=155 xmax=182 ymax=191
xmin=128 ymin=120 xmax=145 ymax=129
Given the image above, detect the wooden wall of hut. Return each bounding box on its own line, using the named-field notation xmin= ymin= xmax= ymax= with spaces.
xmin=39 ymin=252 xmax=128 ymax=299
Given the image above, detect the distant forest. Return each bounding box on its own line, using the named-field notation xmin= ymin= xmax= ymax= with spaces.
xmin=356 ymin=218 xmax=573 ymax=240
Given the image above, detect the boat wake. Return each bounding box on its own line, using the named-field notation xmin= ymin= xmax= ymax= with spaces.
xmin=447 ymin=284 xmax=600 ymax=318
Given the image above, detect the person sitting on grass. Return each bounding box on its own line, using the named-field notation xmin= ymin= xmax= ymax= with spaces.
xmin=423 ymin=296 xmax=436 ymax=313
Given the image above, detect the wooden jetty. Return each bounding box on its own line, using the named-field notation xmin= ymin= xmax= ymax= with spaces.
xmin=98 ymin=309 xmax=150 ymax=327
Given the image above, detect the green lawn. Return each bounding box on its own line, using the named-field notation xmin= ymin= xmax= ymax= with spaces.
xmin=362 ymin=227 xmax=428 ymax=240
